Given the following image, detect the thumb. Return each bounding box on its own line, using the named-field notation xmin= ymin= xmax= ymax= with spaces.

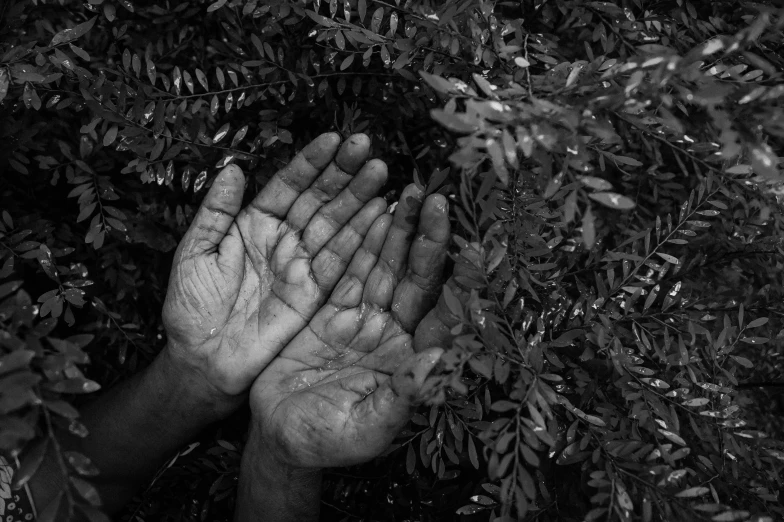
xmin=370 ymin=348 xmax=444 ymax=429
xmin=179 ymin=164 xmax=245 ymax=257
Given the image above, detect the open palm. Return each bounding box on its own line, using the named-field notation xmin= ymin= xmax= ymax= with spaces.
xmin=162 ymin=133 xmax=389 ymax=399
xmin=250 ymin=185 xmax=450 ymax=468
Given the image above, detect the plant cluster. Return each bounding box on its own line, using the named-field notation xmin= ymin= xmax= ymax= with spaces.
xmin=1 ymin=0 xmax=784 ymax=521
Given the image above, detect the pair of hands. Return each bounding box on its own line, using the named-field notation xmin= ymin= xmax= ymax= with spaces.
xmin=161 ymin=133 xmax=455 ymax=469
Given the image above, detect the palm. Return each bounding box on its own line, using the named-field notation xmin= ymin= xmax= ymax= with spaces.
xmin=162 ymin=133 xmax=389 ymax=397
xmin=251 ymin=186 xmax=450 ymax=468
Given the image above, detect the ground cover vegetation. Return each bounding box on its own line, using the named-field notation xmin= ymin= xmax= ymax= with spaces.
xmin=1 ymin=0 xmax=784 ymax=520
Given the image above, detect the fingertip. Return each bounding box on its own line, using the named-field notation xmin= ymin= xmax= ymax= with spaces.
xmin=418 ymin=194 xmax=451 ymax=242
xmin=218 ymin=164 xmax=244 ymax=185
xmin=396 ymin=184 xmax=425 ymax=220
xmin=368 ymin=196 xmax=389 ymax=213
xmin=375 ymin=211 xmax=394 ymax=229
xmin=302 ymin=132 xmax=343 ymax=170
xmin=426 ymin=347 xmax=444 ymax=363
xmin=364 ymin=159 xmax=388 ymax=183
xmin=403 ymin=183 xmax=424 ymax=199
xmin=318 ymin=131 xmax=342 ymax=147
xmin=370 ymin=211 xmax=393 ymax=238
xmin=346 ymin=132 xmax=370 ymax=148
xmin=421 ymin=193 xmax=447 ymax=216
xmin=206 ymin=164 xmax=245 ymax=209
xmin=417 ymin=348 xmax=443 ymax=373
xmin=429 ymin=193 xmax=448 ymax=213
xmin=335 ymin=133 xmax=371 ymax=174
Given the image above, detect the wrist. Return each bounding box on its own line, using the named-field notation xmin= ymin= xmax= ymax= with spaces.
xmin=153 ymin=345 xmax=245 ymax=423
xmin=242 ymin=421 xmax=321 ymax=479
xmin=236 ymin=423 xmax=322 ymax=522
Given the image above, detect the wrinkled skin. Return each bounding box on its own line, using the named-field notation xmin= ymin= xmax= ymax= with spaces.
xmin=250 ymin=185 xmax=452 ymax=468
xmin=161 ymin=133 xmax=390 ymax=400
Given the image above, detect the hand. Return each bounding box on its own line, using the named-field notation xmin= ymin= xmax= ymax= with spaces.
xmin=249 ymin=185 xmax=450 ymax=468
xmin=161 ymin=133 xmax=389 ymax=405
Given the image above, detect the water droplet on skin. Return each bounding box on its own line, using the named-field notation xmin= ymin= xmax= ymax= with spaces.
xmin=210 ymin=327 xmax=217 ymax=335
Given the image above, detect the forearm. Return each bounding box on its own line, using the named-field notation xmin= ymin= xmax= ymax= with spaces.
xmin=235 ymin=425 xmax=322 ymax=522
xmin=29 ymin=346 xmax=242 ymax=514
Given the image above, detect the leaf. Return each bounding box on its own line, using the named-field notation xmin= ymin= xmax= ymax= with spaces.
xmin=750 ymin=143 xmax=781 ymax=180
xmin=195 ymin=68 xmax=209 ymax=91
xmin=213 ymin=123 xmax=230 ymax=143
xmin=103 ymin=125 xmax=118 ymax=146
xmin=739 ymin=337 xmax=768 ymax=345
xmin=583 ymin=415 xmax=606 ymax=427
xmin=467 ymin=436 xmax=479 ymax=469
xmin=207 ymin=0 xmax=227 ymax=12
xmin=11 ymin=437 xmax=49 ymax=489
xmin=490 ymin=400 xmax=517 ymax=412
xmin=472 ymin=73 xmax=497 ymax=99
xmin=470 ymin=495 xmax=495 ymax=506
xmin=430 ymin=109 xmax=478 ymax=134
xmin=46 ymin=377 xmax=101 ymax=394
xmin=683 ymin=398 xmax=709 ymax=407
xmin=339 ymin=54 xmax=354 ymax=70
xmin=551 ymin=329 xmax=584 ymax=347
xmin=657 ymin=253 xmax=679 ymax=265
xmin=64 ymin=451 xmax=100 ymax=476
xmin=712 ymin=512 xmax=750 ymax=522
xmin=589 ymin=192 xmax=636 ymax=210
xmin=676 ymin=487 xmax=709 ymax=498
xmin=358 ymin=0 xmax=366 ymax=21
xmin=37 ymin=491 xmax=64 ymax=522
xmin=544 ymin=172 xmax=564 ymax=199
xmin=370 ymin=7 xmax=384 ymax=33
xmin=406 ymin=443 xmax=416 ymax=474
xmin=456 ymin=505 xmax=486 ymax=515
xmin=730 ymin=355 xmax=753 ymax=368
xmin=746 ymin=317 xmax=768 ymax=328
xmin=0 ymin=349 xmax=36 ymax=375
xmin=50 ymin=17 xmax=97 ymax=46
xmin=725 ymin=165 xmax=751 ymax=175
xmin=69 ymin=43 xmax=90 ymax=61
xmin=582 ymin=206 xmax=596 ymax=248
xmin=77 ymin=202 xmax=97 ymax=223
xmin=579 ymin=176 xmax=613 ymax=190
xmin=0 ymin=68 xmax=9 ymax=103
xmin=611 ymin=155 xmax=643 ymax=167
xmin=71 ymin=476 xmax=102 ymax=505
xmin=306 ymin=9 xmax=339 ymax=28
xmin=658 ymin=429 xmax=686 ymax=446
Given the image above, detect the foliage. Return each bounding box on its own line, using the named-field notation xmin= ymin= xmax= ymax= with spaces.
xmin=2 ymin=0 xmax=784 ymax=521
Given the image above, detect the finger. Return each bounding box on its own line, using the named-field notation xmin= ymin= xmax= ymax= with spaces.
xmin=392 ymin=193 xmax=450 ymax=332
xmin=364 ymin=184 xmax=424 ymax=309
xmin=378 ymin=183 xmax=424 ymax=280
xmin=285 ymin=213 xmax=391 ymax=368
xmin=367 ymin=348 xmax=443 ymax=429
xmin=178 ymin=164 xmax=245 ymax=257
xmin=248 ymin=132 xmax=341 ymax=218
xmin=301 ymin=159 xmax=388 ymax=255
xmin=285 ymin=134 xmax=371 ymax=231
xmin=327 ymin=213 xmax=392 ymax=310
xmin=311 ymin=197 xmax=388 ymax=295
xmin=413 ymin=248 xmax=480 ymax=352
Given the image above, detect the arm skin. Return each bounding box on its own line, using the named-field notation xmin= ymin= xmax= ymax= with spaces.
xmin=26 ymin=132 xmax=390 ymax=516
xmin=29 ymin=348 xmax=241 ymax=513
